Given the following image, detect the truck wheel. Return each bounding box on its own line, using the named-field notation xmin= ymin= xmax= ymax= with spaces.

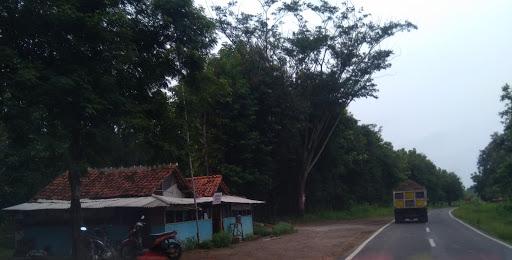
xmin=394 ymin=214 xmax=402 ymax=224
xmin=419 ymin=213 xmax=428 ymax=223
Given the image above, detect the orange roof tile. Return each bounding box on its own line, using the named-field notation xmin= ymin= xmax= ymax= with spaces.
xmin=34 ymin=164 xmax=186 ymax=200
xmin=185 ymin=175 xmax=230 ymax=197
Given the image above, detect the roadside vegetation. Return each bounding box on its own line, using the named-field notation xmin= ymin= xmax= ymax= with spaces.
xmin=297 ymin=205 xmax=393 ymax=223
xmin=253 ymin=222 xmax=295 ymax=237
xmin=211 ymin=231 xmax=233 ymax=248
xmin=472 ymin=84 xmax=512 ymax=202
xmin=428 ymin=201 xmax=462 ymax=208
xmin=453 ymin=201 xmax=512 ymax=244
xmin=463 ymin=84 xmax=512 ymax=245
xmin=184 ymin=231 xmax=234 ymax=250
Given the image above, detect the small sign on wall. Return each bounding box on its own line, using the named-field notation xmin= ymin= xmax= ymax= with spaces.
xmin=213 ymin=192 xmax=222 ymax=205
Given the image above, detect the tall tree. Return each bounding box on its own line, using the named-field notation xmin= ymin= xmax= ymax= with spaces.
xmin=0 ymin=0 xmax=215 ymax=257
xmin=213 ymin=0 xmax=416 ymax=214
xmin=472 ymin=84 xmax=512 ymax=200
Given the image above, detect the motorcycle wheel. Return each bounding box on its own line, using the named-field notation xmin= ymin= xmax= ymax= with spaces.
xmin=165 ymin=242 xmax=182 ymax=260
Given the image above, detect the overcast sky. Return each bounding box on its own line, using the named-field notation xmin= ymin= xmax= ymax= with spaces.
xmin=201 ymin=0 xmax=512 ymax=187
xmin=347 ymin=0 xmax=512 ymax=188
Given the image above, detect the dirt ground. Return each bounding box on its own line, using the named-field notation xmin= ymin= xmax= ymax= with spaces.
xmin=182 ymin=218 xmax=390 ymax=260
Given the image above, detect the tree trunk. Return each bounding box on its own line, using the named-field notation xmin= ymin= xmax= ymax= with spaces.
xmin=203 ymin=113 xmax=209 ymax=176
xmin=297 ymin=112 xmax=344 ymax=215
xmin=69 ymin=166 xmax=83 ymax=259
xmin=298 ymin=175 xmax=307 ymax=216
xmin=69 ymin=128 xmax=85 ymax=259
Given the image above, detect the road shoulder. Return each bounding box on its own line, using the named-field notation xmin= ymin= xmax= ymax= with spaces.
xmin=449 ymin=208 xmax=512 ymax=249
xmin=182 ymin=218 xmax=391 ymax=260
xmin=344 ymin=220 xmax=394 ymax=260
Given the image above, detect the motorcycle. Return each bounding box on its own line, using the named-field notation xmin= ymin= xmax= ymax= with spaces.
xmin=120 ymin=216 xmax=182 ymax=260
xmin=80 ymin=226 xmax=117 ymax=260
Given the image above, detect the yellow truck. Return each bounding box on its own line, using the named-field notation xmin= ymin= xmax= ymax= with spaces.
xmin=393 ymin=180 xmax=428 ymax=223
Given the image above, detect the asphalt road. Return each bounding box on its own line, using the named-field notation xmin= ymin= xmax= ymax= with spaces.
xmin=350 ymin=208 xmax=512 ymax=260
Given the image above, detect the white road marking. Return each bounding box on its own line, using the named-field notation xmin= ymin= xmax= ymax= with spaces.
xmin=426 ymin=227 xmax=430 ymax=233
xmin=345 ymin=220 xmax=394 ymax=260
xmin=429 ymin=238 xmax=436 ymax=247
xmin=449 ymin=208 xmax=512 ymax=249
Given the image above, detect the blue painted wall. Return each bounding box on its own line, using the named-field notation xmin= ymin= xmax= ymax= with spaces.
xmin=222 ymin=215 xmax=253 ymax=237
xmin=241 ymin=216 xmax=254 ymax=235
xmin=21 ymin=215 xmax=252 ymax=256
xmin=23 ymin=224 xmax=129 ymax=256
xmin=24 ymin=225 xmax=71 ymax=256
xmin=154 ymin=219 xmax=213 ymax=242
xmin=223 ymin=217 xmax=235 ymax=233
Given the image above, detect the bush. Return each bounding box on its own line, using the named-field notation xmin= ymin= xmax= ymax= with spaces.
xmin=271 ymin=222 xmax=294 ymax=236
xmin=198 ymin=240 xmax=213 ymax=249
xmin=182 ymin=237 xmax=197 ymax=250
xmin=253 ymin=224 xmax=272 ymax=237
xmin=212 ymin=231 xmax=232 ymax=248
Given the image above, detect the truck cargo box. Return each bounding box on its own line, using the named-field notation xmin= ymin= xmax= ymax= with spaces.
xmin=393 ymin=180 xmax=428 ymax=223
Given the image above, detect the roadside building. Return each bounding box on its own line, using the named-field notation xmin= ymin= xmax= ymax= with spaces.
xmin=3 ymin=164 xmax=263 ymax=256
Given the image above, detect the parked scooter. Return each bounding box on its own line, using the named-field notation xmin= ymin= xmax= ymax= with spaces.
xmin=120 ymin=216 xmax=182 ymax=260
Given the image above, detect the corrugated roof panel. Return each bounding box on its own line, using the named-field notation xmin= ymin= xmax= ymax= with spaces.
xmin=3 ymin=194 xmax=264 ymax=211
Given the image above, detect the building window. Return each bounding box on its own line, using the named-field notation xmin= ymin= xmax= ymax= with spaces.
xmin=166 ymin=210 xmax=176 ymax=223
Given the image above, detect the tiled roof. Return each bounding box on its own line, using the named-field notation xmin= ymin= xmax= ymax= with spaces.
xmin=34 ymin=164 xmax=186 ymax=200
xmin=395 ymin=180 xmax=425 ymax=191
xmin=185 ymin=175 xmax=230 ymax=197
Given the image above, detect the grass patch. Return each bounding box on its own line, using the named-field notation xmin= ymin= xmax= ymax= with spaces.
xmin=211 ymin=231 xmax=232 ymax=248
xmin=253 ymin=223 xmax=272 ymax=237
xmin=298 ymin=204 xmax=393 ymax=223
xmin=453 ymin=201 xmax=512 ymax=244
xmin=271 ymin=222 xmax=295 ymax=236
xmin=182 ymin=237 xmax=198 ymax=250
xmin=428 ymin=201 xmax=462 ymax=209
xmin=198 ymin=240 xmax=214 ymax=249
xmin=0 ymin=248 xmax=13 ymax=260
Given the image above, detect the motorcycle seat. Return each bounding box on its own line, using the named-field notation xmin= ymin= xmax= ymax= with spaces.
xmin=149 ymin=231 xmax=177 ymax=238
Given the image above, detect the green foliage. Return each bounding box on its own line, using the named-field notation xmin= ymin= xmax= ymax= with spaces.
xmin=211 ymin=231 xmax=232 ymax=248
xmin=300 ymin=205 xmax=392 ymax=222
xmin=207 ymin=0 xmax=416 ymax=214
xmin=396 ymin=149 xmax=464 ymax=205
xmin=183 ymin=238 xmax=198 ymax=251
xmin=0 ymin=0 xmax=214 ymax=209
xmin=307 ymin=117 xmax=405 ymax=209
xmin=253 ymin=224 xmax=272 ymax=237
xmin=0 ymin=248 xmax=13 ymax=260
xmin=472 ymin=84 xmax=512 ymax=200
xmin=271 ymin=222 xmax=295 ymax=236
xmin=453 ymin=201 xmax=512 ymax=244
xmin=198 ymin=240 xmax=214 ymax=249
